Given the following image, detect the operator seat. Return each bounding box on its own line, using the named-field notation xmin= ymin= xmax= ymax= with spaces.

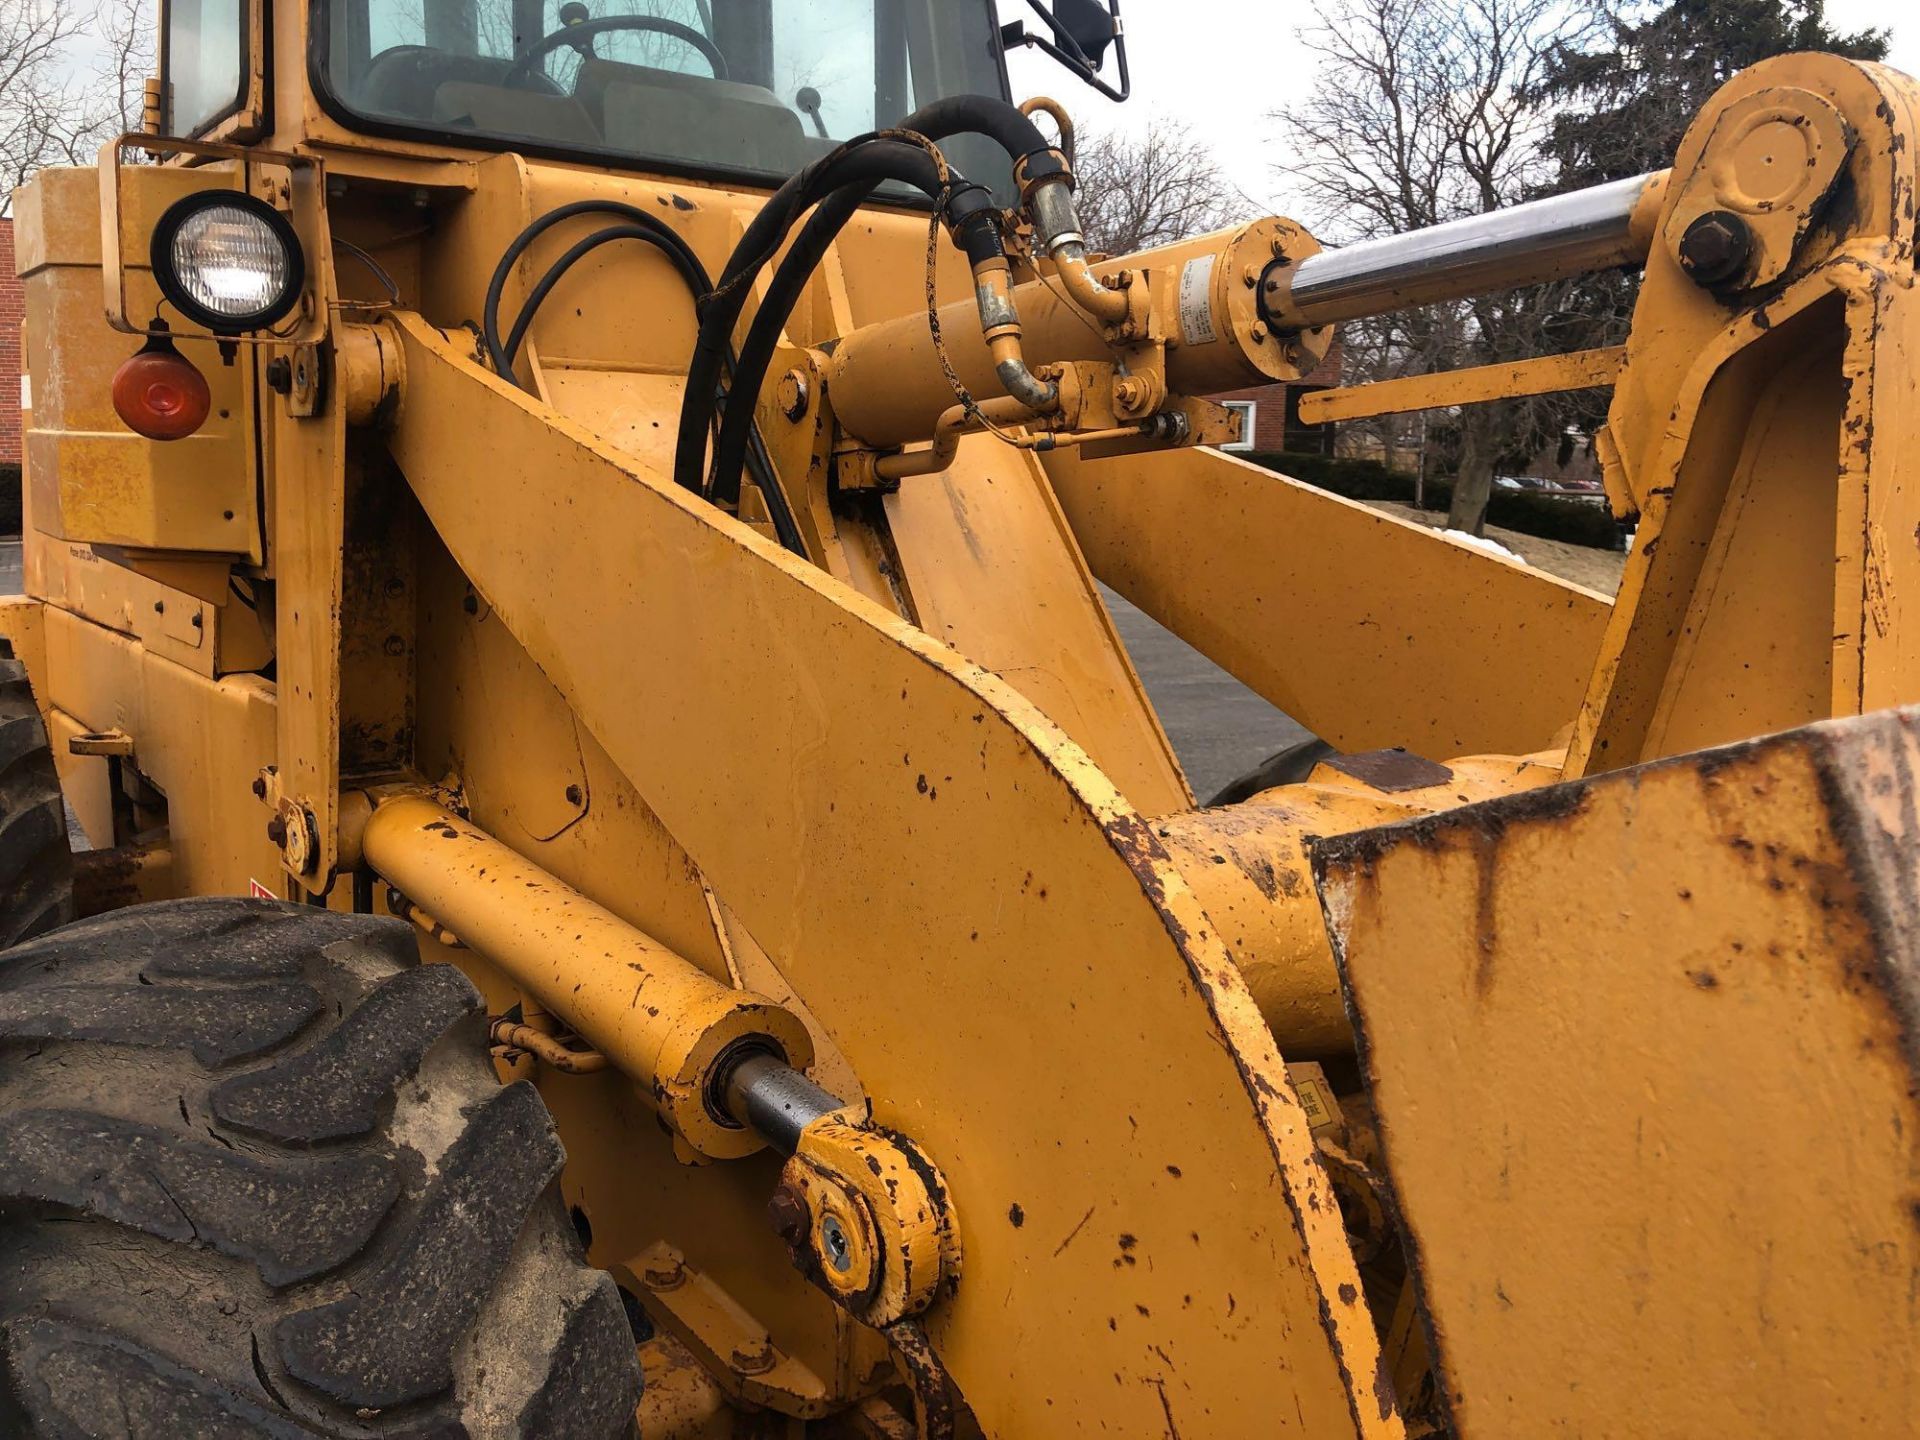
xmin=576 ymin=58 xmax=809 ymax=173
xmin=354 ymin=45 xmax=564 ymax=120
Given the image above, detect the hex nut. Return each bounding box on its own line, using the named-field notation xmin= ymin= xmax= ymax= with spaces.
xmin=1677 ymin=210 xmax=1754 ymax=288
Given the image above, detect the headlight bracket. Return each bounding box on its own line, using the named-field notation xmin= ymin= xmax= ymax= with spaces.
xmin=98 ymin=133 xmax=330 ymax=346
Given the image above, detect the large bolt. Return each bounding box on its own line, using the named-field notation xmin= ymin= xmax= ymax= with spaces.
xmin=641 ymin=1256 xmax=686 ymax=1291
xmin=1677 ymin=210 xmax=1754 ymax=288
xmin=767 ymin=1187 xmax=809 ymax=1251
xmin=729 ymin=1338 xmax=775 ymax=1376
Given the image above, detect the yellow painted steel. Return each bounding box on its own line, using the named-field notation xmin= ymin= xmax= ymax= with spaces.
xmin=825 ymin=217 xmax=1331 ymax=448
xmin=1297 ymin=347 xmax=1625 ymax=425
xmin=382 ymin=310 xmax=1396 ymax=1435
xmin=359 ymin=794 xmax=813 ymax=1160
xmin=15 ymin=167 xmax=263 ymax=558
xmin=1569 ymin=57 xmax=1920 ymax=773
xmin=1043 ymin=443 xmax=1611 ymax=758
xmin=877 ymin=434 xmax=1192 ymax=813
xmin=1156 ymin=752 xmax=1563 ymax=1056
xmin=1315 ymin=708 xmax=1920 ymax=1437
xmin=14 ymin=14 xmax=1920 ymax=1434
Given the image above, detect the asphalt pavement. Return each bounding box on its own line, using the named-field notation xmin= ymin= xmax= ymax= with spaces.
xmin=0 ymin=538 xmax=1304 ymax=803
xmin=1097 ymin=584 xmax=1311 ymax=801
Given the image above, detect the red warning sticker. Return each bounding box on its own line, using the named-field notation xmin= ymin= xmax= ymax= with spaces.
xmin=248 ymin=877 xmax=277 ymax=900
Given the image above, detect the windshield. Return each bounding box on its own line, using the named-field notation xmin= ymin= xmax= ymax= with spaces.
xmin=316 ymin=0 xmax=1012 ymax=194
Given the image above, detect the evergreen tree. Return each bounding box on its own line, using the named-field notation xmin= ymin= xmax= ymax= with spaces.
xmin=1538 ymin=0 xmax=1888 ymax=189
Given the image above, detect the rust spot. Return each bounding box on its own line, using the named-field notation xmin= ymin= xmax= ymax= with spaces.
xmin=1245 ymin=856 xmax=1281 ymax=900
xmin=1008 ymin=1202 xmax=1025 ymax=1228
xmin=1472 ymin=828 xmax=1499 ymax=995
xmin=1338 ymin=1283 xmax=1358 ymax=1304
xmin=1689 ymin=969 xmax=1719 ymax=989
xmin=1325 ymin=748 xmax=1455 ymax=793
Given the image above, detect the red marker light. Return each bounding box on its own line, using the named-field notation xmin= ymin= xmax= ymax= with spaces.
xmin=111 ymin=330 xmax=211 ymax=441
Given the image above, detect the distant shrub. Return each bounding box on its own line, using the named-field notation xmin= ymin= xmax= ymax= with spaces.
xmin=1244 ymin=451 xmax=1620 ymax=550
xmin=0 ymin=464 xmax=20 ymax=538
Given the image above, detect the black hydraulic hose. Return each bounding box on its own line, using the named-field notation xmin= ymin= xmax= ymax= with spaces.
xmin=705 ymin=144 xmax=950 ymax=505
xmin=481 ymin=200 xmax=807 ymax=555
xmin=503 ymin=224 xmax=704 ymax=367
xmin=483 ymin=200 xmax=703 ymax=380
xmin=709 ymin=168 xmax=1003 ymax=508
xmin=671 ymin=135 xmax=949 ymax=499
xmin=705 ymin=184 xmax=876 ymax=508
xmin=674 ymin=137 xmax=992 ymax=501
xmin=673 ymin=96 xmax=1073 ymax=506
xmin=895 ymin=94 xmax=1052 ymax=166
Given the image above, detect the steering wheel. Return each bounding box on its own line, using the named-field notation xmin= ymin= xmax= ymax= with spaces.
xmin=503 ymin=14 xmax=729 ymax=89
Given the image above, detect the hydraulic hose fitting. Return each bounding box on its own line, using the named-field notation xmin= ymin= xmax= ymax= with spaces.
xmin=942 ymin=179 xmax=1003 ymax=263
xmin=1019 ymin=156 xmax=1134 ymax=328
xmin=947 ymin=183 xmax=1061 ymax=417
xmin=973 ymin=258 xmax=1059 ymax=413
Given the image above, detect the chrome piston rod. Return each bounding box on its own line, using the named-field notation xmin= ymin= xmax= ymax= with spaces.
xmin=718 ymin=1046 xmax=844 ymax=1155
xmin=1278 ymin=172 xmax=1666 ymax=328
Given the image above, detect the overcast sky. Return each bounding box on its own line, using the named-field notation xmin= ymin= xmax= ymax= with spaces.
xmin=1006 ymin=0 xmax=1918 ymax=215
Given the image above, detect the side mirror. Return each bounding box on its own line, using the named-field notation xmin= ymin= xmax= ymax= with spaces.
xmin=1000 ymin=0 xmax=1130 ymax=103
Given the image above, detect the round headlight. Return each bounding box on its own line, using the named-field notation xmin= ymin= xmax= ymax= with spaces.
xmin=150 ymin=190 xmax=305 ymax=334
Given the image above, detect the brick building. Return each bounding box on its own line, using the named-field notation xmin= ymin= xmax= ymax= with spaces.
xmin=1210 ymin=331 xmax=1344 ymax=456
xmin=1 ymin=218 xmax=22 ymax=467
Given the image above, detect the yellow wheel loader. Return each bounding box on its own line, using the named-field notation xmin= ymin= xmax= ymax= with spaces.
xmin=3 ymin=0 xmax=1918 ymax=1432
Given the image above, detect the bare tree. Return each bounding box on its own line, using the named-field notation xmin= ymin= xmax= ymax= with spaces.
xmin=2 ymin=0 xmax=154 ymax=214
xmin=1071 ymin=119 xmax=1243 ymax=257
xmin=1272 ymin=0 xmax=1599 ymax=533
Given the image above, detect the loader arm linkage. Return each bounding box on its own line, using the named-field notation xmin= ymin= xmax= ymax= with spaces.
xmin=7 ymin=30 xmax=1920 ymax=1438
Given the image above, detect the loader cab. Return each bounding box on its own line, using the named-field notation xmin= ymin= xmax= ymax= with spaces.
xmin=161 ymin=0 xmax=1017 ymax=195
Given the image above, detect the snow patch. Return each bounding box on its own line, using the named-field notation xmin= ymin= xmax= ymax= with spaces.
xmin=1441 ymin=529 xmax=1524 ymax=563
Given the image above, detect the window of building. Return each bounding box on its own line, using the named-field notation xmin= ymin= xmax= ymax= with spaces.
xmin=1219 ymin=399 xmax=1256 ymax=453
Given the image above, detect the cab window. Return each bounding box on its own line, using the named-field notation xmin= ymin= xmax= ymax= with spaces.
xmin=315 ymin=0 xmax=1009 ymax=196
xmin=165 ymin=0 xmax=250 ymax=135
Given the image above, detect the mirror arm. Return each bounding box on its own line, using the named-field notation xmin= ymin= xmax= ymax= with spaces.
xmin=999 ymin=0 xmax=1130 ymax=103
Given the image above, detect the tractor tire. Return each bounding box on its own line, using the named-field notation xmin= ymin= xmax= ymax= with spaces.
xmin=0 ymin=638 xmax=74 ymax=948
xmin=0 ymin=896 xmax=643 ymax=1438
